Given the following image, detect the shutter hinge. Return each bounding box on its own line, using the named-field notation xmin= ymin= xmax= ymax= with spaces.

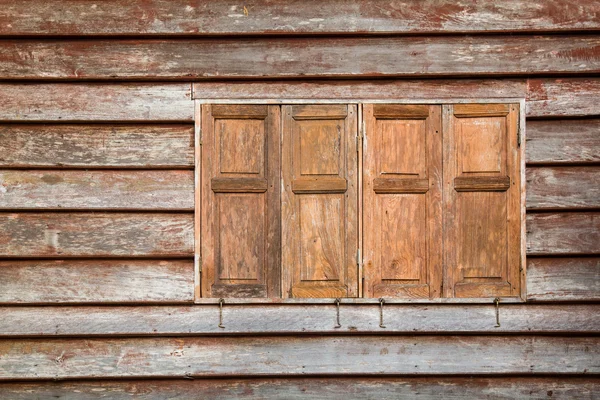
xmin=356 ymin=248 xmax=361 ymax=266
xmin=356 ymin=123 xmax=364 ymax=152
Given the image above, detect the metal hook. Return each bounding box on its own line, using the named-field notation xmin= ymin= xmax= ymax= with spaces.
xmin=379 ymin=298 xmax=387 ymax=328
xmin=494 ymin=297 xmax=501 ymax=328
xmin=334 ymin=298 xmax=342 ymax=328
xmin=218 ymin=298 xmax=225 ymax=329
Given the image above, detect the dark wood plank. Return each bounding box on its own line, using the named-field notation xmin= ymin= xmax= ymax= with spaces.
xmin=527 ymin=212 xmax=600 ymax=255
xmin=211 ymin=178 xmax=268 ymax=193
xmin=0 ymin=260 xmax=193 ymax=304
xmin=372 ymin=178 xmax=430 ymax=194
xmin=1 ymin=0 xmax=598 ymax=36
xmin=1 ymin=378 xmax=599 ymax=400
xmin=0 ymin=336 xmax=597 ymax=379
xmin=194 ymin=79 xmax=527 ymax=100
xmin=0 ymin=304 xmax=597 ymax=336
xmin=0 ymin=170 xmax=194 ymax=210
xmin=0 ymin=84 xmax=192 ymax=122
xmin=0 ymin=124 xmax=194 ymax=168
xmin=527 ymin=79 xmax=600 ymax=118
xmin=526 ymin=119 xmax=600 ymax=164
xmin=1 ymin=36 xmax=598 ymax=80
xmin=527 ymin=257 xmax=600 ymax=302
xmin=454 ymin=176 xmax=511 ymax=192
xmin=526 ymin=167 xmax=600 ymax=210
xmin=0 ymin=213 xmax=194 ymax=257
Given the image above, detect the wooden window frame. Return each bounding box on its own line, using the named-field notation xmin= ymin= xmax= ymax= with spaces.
xmin=194 ymin=96 xmax=526 ymax=304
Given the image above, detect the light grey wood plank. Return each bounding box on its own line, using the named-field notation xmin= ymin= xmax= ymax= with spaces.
xmin=0 ymin=260 xmax=194 ymax=304
xmin=526 ymin=212 xmax=600 ymax=255
xmin=0 ymin=170 xmax=194 ymax=210
xmin=526 ymin=167 xmax=600 ymax=210
xmin=0 ymin=336 xmax=597 ymax=379
xmin=527 ymin=258 xmax=600 ymax=302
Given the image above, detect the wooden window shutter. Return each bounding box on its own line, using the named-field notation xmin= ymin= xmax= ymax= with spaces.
xmin=201 ymin=104 xmax=281 ymax=298
xmin=363 ymin=105 xmax=443 ymax=299
xmin=281 ymin=105 xmax=358 ymax=298
xmin=443 ymin=104 xmax=521 ymax=298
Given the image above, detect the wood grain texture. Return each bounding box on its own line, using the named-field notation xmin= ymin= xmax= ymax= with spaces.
xmin=0 ymin=336 xmax=597 ymax=379
xmin=527 ymin=257 xmax=600 ymax=302
xmin=527 ymin=79 xmax=600 ymax=118
xmin=0 ymin=124 xmax=194 ymax=168
xmin=0 ymin=84 xmax=192 ymax=122
xmin=526 ymin=167 xmax=600 ymax=210
xmin=0 ymin=213 xmax=193 ymax=257
xmin=0 ymin=170 xmax=194 ymax=210
xmin=1 ymin=378 xmax=598 ymax=400
xmin=2 ymin=36 xmax=598 ymax=80
xmin=0 ymin=260 xmax=193 ymax=304
xmin=526 ymin=119 xmax=600 ymax=164
xmin=527 ymin=213 xmax=600 ymax=255
xmin=1 ymin=0 xmax=599 ymax=36
xmin=194 ymin=80 xmax=527 ymax=100
xmin=0 ymin=304 xmax=597 ymax=336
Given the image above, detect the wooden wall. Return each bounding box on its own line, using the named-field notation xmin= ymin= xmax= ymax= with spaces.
xmin=0 ymin=1 xmax=598 ymax=398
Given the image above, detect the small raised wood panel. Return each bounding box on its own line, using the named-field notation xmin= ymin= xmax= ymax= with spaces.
xmin=444 ymin=104 xmax=521 ymax=298
xmin=363 ymin=105 xmax=442 ymax=299
xmin=201 ymin=105 xmax=280 ymax=298
xmin=282 ymin=105 xmax=358 ymax=298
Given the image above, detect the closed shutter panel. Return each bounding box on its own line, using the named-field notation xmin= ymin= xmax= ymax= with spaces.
xmin=282 ymin=105 xmax=358 ymax=298
xmin=443 ymin=104 xmax=521 ymax=298
xmin=363 ymin=105 xmax=443 ymax=298
xmin=201 ymin=105 xmax=280 ymax=298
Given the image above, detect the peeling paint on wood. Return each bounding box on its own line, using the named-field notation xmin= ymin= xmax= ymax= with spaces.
xmin=527 ymin=213 xmax=600 ymax=255
xmin=1 ymin=36 xmax=598 ymax=80
xmin=527 ymin=79 xmax=600 ymax=117
xmin=526 ymin=167 xmax=600 ymax=210
xmin=527 ymin=258 xmax=600 ymax=302
xmin=0 ymin=0 xmax=598 ymax=36
xmin=0 ymin=84 xmax=193 ymax=121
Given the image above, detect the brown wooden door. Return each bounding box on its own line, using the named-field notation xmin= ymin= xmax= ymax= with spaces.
xmin=363 ymin=105 xmax=443 ymax=298
xmin=443 ymin=104 xmax=521 ymax=298
xmin=201 ymin=104 xmax=280 ymax=298
xmin=282 ymin=105 xmax=358 ymax=298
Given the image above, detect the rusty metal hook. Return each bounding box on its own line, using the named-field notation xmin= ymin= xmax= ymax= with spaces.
xmin=218 ymin=298 xmax=225 ymax=329
xmin=334 ymin=298 xmax=342 ymax=328
xmin=494 ymin=297 xmax=501 ymax=328
xmin=379 ymin=298 xmax=387 ymax=328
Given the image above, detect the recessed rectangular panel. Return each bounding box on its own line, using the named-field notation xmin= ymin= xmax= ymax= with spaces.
xmin=457 ymin=192 xmax=507 ymax=280
xmin=380 ymin=195 xmax=426 ymax=281
xmin=217 ymin=119 xmax=264 ymax=175
xmin=379 ymin=120 xmax=426 ymax=176
xmin=299 ymin=120 xmax=341 ymax=176
xmin=299 ymin=195 xmax=343 ymax=282
xmin=458 ymin=117 xmax=504 ymax=174
xmin=218 ymin=194 xmax=265 ymax=281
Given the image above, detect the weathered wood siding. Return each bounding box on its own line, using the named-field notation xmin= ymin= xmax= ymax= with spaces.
xmin=0 ymin=1 xmax=598 ymax=397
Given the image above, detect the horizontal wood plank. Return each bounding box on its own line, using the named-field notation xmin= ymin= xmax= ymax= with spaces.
xmin=0 ymin=84 xmax=193 ymax=122
xmin=0 ymin=304 xmax=597 ymax=335
xmin=0 ymin=260 xmax=194 ymax=304
xmin=526 ymin=119 xmax=600 ymax=164
xmin=0 ymin=170 xmax=194 ymax=210
xmin=0 ymin=124 xmax=194 ymax=168
xmin=527 ymin=212 xmax=600 ymax=255
xmin=1 ymin=0 xmax=599 ymax=36
xmin=527 ymin=257 xmax=600 ymax=302
xmin=527 ymin=79 xmax=600 ymax=118
xmin=194 ymin=79 xmax=527 ymax=100
xmin=0 ymin=336 xmax=597 ymax=379
xmin=1 ymin=36 xmax=598 ymax=80
xmin=1 ymin=378 xmax=597 ymax=400
xmin=0 ymin=213 xmax=194 ymax=257
xmin=526 ymin=167 xmax=600 ymax=210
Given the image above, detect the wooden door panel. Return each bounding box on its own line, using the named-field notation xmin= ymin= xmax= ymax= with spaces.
xmin=363 ymin=104 xmax=442 ymax=299
xmin=444 ymin=104 xmax=521 ymax=298
xmin=201 ymin=104 xmax=280 ymax=298
xmin=282 ymin=104 xmax=358 ymax=298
